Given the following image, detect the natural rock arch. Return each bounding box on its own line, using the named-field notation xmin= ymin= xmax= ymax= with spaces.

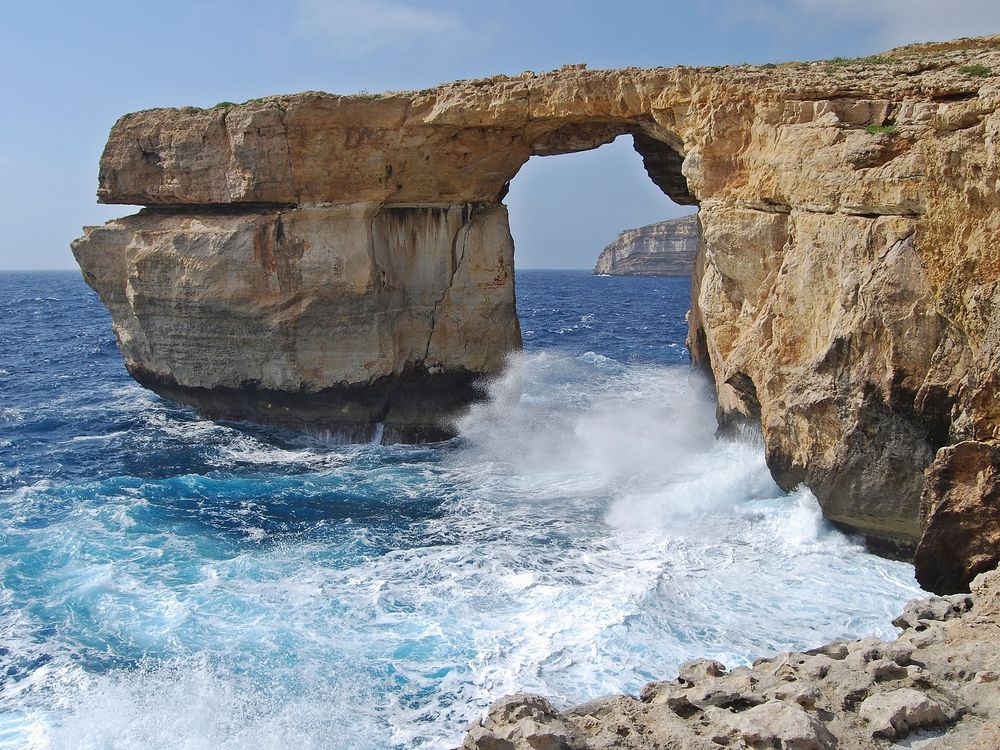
xmin=77 ymin=83 xmax=704 ymax=444
xmin=74 ymin=38 xmax=1000 ymax=590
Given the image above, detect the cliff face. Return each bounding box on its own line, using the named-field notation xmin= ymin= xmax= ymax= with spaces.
xmin=74 ymin=203 xmax=517 ymax=440
xmin=593 ymin=214 xmax=699 ymax=276
xmin=75 ymin=37 xmax=1000 ymax=589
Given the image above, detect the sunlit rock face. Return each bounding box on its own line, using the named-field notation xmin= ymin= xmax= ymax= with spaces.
xmin=593 ymin=215 xmax=699 ymax=276
xmin=76 ymin=37 xmax=1000 ymax=588
xmin=73 ymin=203 xmax=518 ymax=442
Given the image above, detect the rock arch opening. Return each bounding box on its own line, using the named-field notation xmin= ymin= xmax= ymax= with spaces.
xmin=504 ymin=134 xmax=697 ymax=272
xmin=74 ymin=98 xmax=706 ymax=446
xmin=501 ymin=133 xmax=700 ymax=365
xmin=509 ymin=122 xmax=698 ymax=210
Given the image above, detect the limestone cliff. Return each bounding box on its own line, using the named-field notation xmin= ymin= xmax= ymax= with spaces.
xmin=74 ymin=204 xmax=517 ymax=441
xmin=75 ymin=37 xmax=1000 ymax=590
xmin=593 ymin=214 xmax=699 ymax=276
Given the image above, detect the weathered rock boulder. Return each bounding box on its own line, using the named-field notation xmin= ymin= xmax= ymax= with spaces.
xmin=592 ymin=214 xmax=699 ymax=276
xmin=858 ymin=688 xmax=948 ymax=739
xmin=75 ymin=36 xmax=1000 ymax=584
xmin=915 ymin=441 xmax=1000 ymax=593
xmin=736 ymin=699 xmax=838 ymax=749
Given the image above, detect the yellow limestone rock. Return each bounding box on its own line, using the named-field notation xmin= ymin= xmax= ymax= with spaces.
xmin=75 ymin=35 xmax=1000 ymax=586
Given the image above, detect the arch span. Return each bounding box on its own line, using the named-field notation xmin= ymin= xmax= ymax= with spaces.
xmin=74 ymin=43 xmax=1000 ymax=587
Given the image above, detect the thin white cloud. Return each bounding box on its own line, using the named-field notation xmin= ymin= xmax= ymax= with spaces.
xmin=795 ymin=0 xmax=1000 ymax=47
xmin=715 ymin=0 xmax=1000 ymax=49
xmin=295 ymin=0 xmax=475 ymax=55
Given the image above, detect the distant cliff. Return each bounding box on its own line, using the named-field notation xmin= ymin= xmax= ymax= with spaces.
xmin=592 ymin=215 xmax=699 ymax=276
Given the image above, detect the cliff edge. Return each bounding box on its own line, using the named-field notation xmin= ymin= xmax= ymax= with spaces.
xmin=593 ymin=214 xmax=699 ymax=276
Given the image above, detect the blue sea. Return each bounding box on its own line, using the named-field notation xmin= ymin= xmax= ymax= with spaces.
xmin=0 ymin=270 xmax=922 ymax=749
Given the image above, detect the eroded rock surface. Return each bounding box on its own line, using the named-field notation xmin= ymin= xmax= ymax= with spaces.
xmin=592 ymin=215 xmax=699 ymax=276
xmin=76 ymin=36 xmax=1000 ymax=580
xmin=461 ymin=568 xmax=1000 ymax=750
xmin=74 ymin=203 xmax=518 ymax=440
xmin=915 ymin=441 xmax=1000 ymax=594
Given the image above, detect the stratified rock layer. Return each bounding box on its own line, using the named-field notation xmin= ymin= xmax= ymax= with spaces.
xmin=593 ymin=214 xmax=699 ymax=276
xmin=76 ymin=37 xmax=1000 ymax=586
xmin=461 ymin=567 xmax=1000 ymax=750
xmin=73 ymin=203 xmax=519 ymax=440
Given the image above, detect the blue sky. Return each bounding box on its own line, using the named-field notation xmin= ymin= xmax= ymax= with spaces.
xmin=2 ymin=1 xmax=998 ymax=270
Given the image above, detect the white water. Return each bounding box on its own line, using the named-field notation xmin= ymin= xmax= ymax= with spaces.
xmin=0 ymin=352 xmax=923 ymax=749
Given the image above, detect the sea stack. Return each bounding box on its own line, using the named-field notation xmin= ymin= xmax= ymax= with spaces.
xmin=593 ymin=214 xmax=699 ymax=276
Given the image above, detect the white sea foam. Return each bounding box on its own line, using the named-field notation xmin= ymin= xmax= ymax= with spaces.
xmin=67 ymin=431 xmax=129 ymax=443
xmin=208 ymin=432 xmax=348 ymax=470
xmin=0 ymin=352 xmax=924 ymax=750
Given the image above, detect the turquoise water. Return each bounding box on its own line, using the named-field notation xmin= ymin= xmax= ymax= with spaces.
xmin=0 ymin=271 xmax=922 ymax=749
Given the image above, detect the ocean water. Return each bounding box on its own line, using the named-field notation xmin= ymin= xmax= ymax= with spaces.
xmin=0 ymin=270 xmax=923 ymax=749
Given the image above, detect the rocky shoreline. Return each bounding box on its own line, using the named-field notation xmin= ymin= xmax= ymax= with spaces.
xmin=461 ymin=567 xmax=1000 ymax=749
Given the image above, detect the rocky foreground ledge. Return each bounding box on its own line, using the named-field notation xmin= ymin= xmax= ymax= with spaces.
xmin=461 ymin=567 xmax=1000 ymax=749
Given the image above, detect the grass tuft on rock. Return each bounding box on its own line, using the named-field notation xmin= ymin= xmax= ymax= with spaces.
xmin=866 ymin=124 xmax=898 ymax=135
xmin=959 ymin=64 xmax=993 ymax=77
